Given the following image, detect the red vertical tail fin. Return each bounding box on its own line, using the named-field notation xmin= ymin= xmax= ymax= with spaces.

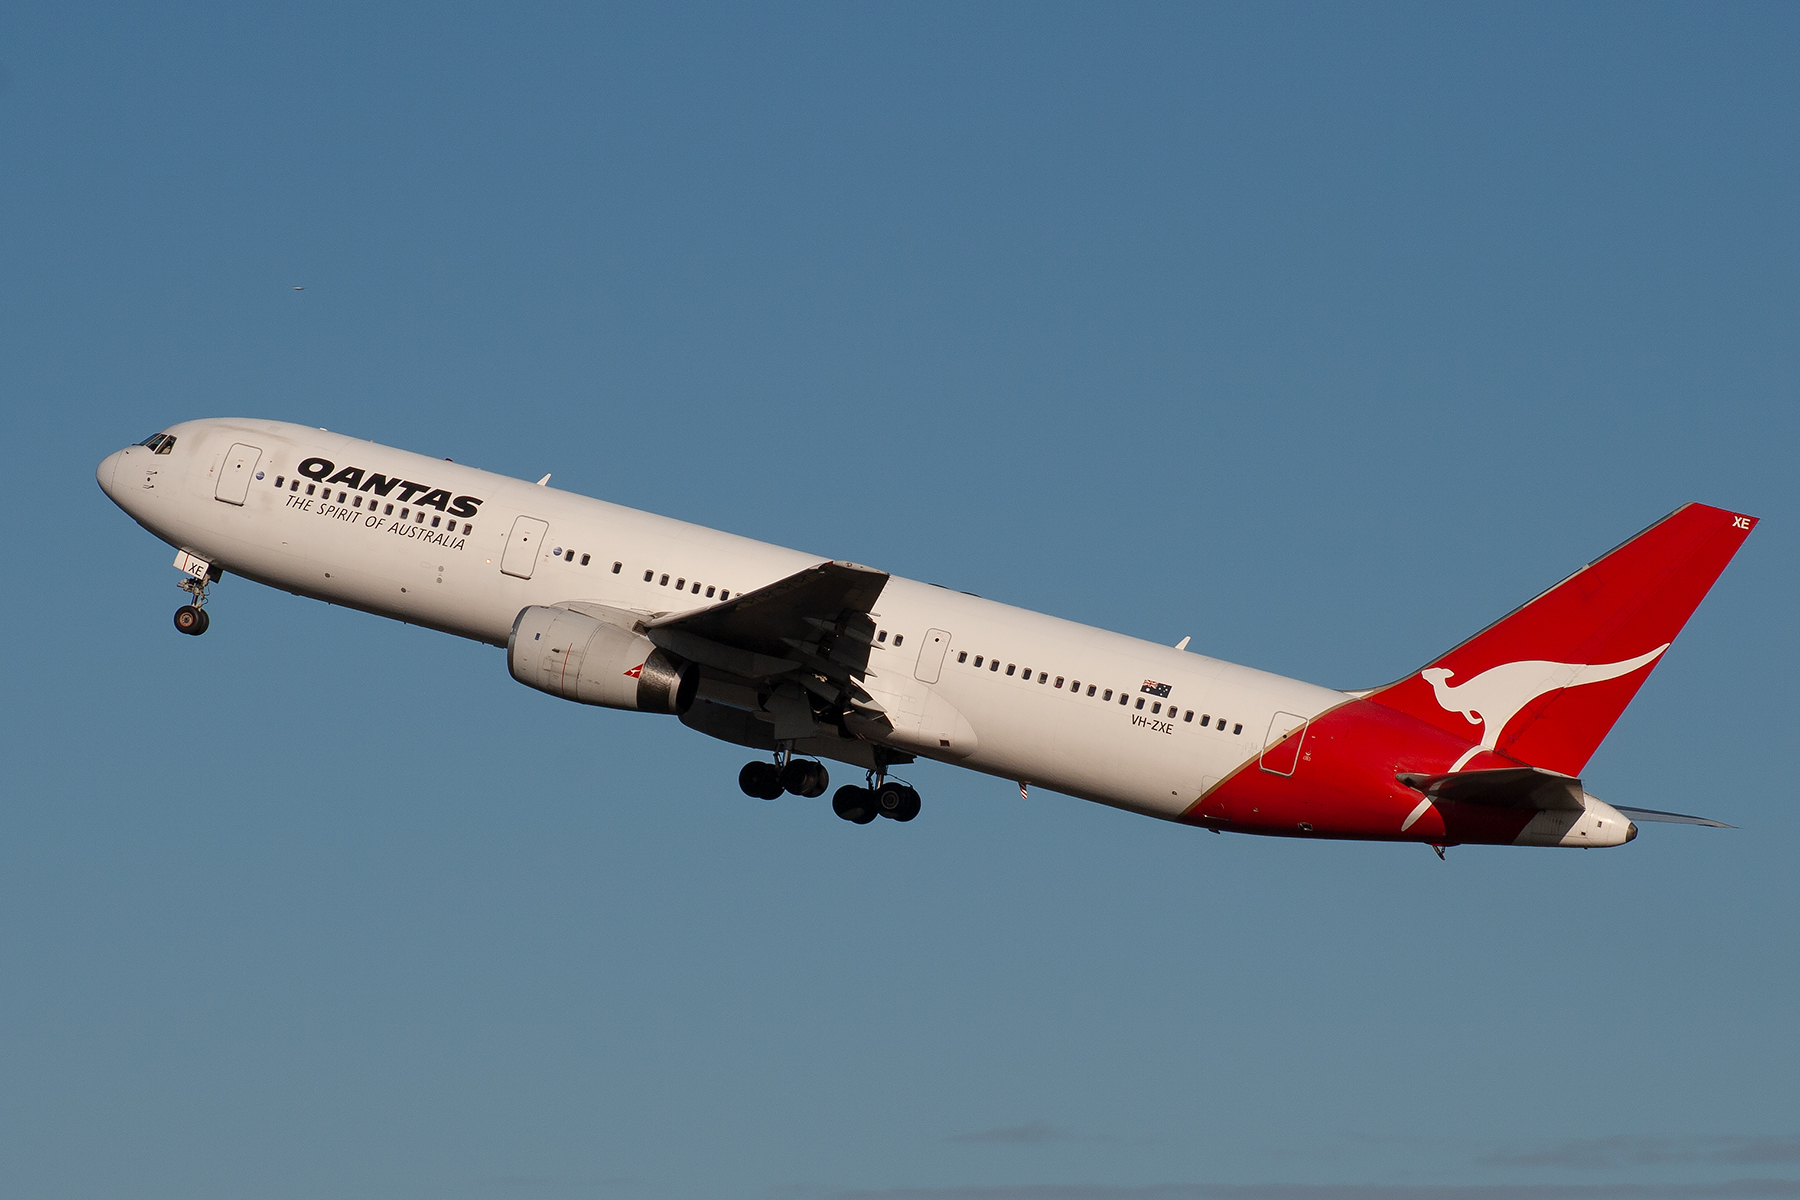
xmin=1371 ymin=503 xmax=1757 ymax=775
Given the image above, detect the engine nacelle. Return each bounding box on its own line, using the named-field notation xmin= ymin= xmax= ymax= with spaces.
xmin=508 ymin=605 xmax=697 ymax=715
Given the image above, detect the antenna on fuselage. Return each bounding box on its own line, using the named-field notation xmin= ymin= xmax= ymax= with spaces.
xmin=536 ymin=474 xmax=551 ymax=486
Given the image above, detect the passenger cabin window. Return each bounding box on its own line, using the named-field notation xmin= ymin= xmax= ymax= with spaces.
xmin=384 ymin=504 xmax=394 ymax=515
xmin=581 ymin=554 xmax=591 ymax=566
xmin=958 ymin=652 xmax=968 ymax=663
xmin=878 ymin=631 xmax=887 ymax=643
xmin=893 ymin=635 xmax=903 ymax=647
xmin=1103 ymin=689 xmax=1113 ymax=701
xmin=613 ymin=562 xmax=622 ymax=573
xmin=989 ymin=660 xmax=998 ymax=671
xmin=645 ymin=570 xmax=654 ymax=582
xmin=1184 ymin=711 xmax=1194 ymax=722
xmin=660 ymin=574 xmax=669 ymax=586
xmin=1086 ymin=685 xmax=1096 ymax=697
xmin=1233 ymin=724 xmax=1243 ymax=734
xmin=974 ymin=656 xmax=983 ymax=667
xmin=720 ymin=590 xmax=730 ymax=601
xmin=1135 ymin=697 xmax=1146 ymax=709
xmin=274 ymin=476 xmax=285 ymax=488
xmin=1006 ymin=665 xmax=1015 ymax=676
xmin=705 ymin=585 xmax=715 ymax=597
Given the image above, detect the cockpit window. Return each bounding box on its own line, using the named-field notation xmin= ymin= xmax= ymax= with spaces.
xmin=135 ymin=433 xmax=177 ymax=454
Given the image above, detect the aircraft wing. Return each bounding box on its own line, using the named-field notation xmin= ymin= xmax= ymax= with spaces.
xmin=644 ymin=560 xmax=890 ymax=706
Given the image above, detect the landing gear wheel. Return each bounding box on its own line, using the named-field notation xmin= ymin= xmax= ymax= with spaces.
xmin=874 ymin=782 xmax=921 ymax=822
xmin=781 ymin=760 xmax=829 ymax=798
xmin=174 ymin=605 xmax=208 ymax=636
xmin=832 ymin=785 xmax=877 ymax=824
xmin=738 ymin=761 xmax=784 ymax=800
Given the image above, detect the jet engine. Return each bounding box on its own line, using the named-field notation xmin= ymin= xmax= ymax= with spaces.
xmin=508 ymin=605 xmax=697 ymax=715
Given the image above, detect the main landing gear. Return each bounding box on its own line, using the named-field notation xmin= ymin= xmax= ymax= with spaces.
xmin=738 ymin=755 xmax=829 ymax=801
xmin=173 ymin=572 xmax=215 ymax=636
xmin=831 ymin=777 xmax=920 ymax=824
xmin=738 ymin=751 xmax=923 ymax=824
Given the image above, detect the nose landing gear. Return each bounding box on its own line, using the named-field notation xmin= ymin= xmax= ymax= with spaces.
xmin=173 ymin=569 xmax=217 ymax=636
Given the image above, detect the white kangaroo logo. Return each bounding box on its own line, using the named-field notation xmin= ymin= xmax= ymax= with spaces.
xmin=1420 ymin=644 xmax=1669 ymax=751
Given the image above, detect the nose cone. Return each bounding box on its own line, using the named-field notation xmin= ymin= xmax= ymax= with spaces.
xmin=97 ymin=449 xmax=124 ymax=502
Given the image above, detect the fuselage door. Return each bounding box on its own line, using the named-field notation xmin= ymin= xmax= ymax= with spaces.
xmin=501 ymin=516 xmax=550 ymax=579
xmin=214 ymin=443 xmax=262 ymax=506
xmin=914 ymin=628 xmax=952 ymax=683
xmin=1259 ymin=711 xmax=1309 ymax=776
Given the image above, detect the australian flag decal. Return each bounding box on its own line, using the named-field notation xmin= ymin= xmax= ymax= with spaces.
xmin=1141 ymin=680 xmax=1172 ymax=698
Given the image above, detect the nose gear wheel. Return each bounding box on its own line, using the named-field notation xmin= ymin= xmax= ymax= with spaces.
xmin=173 ymin=567 xmax=218 ymax=636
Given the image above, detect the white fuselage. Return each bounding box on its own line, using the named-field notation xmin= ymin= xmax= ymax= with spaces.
xmin=99 ymin=418 xmax=1347 ymax=822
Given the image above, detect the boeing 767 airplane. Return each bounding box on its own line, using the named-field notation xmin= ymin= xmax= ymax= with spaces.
xmin=99 ymin=418 xmax=1754 ymax=848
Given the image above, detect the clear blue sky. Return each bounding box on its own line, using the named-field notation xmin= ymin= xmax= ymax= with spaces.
xmin=2 ymin=5 xmax=1796 ymax=1199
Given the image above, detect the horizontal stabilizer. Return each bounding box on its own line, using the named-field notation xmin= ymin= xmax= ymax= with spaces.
xmin=1614 ymin=805 xmax=1735 ymax=829
xmin=1396 ymin=766 xmax=1585 ymax=811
